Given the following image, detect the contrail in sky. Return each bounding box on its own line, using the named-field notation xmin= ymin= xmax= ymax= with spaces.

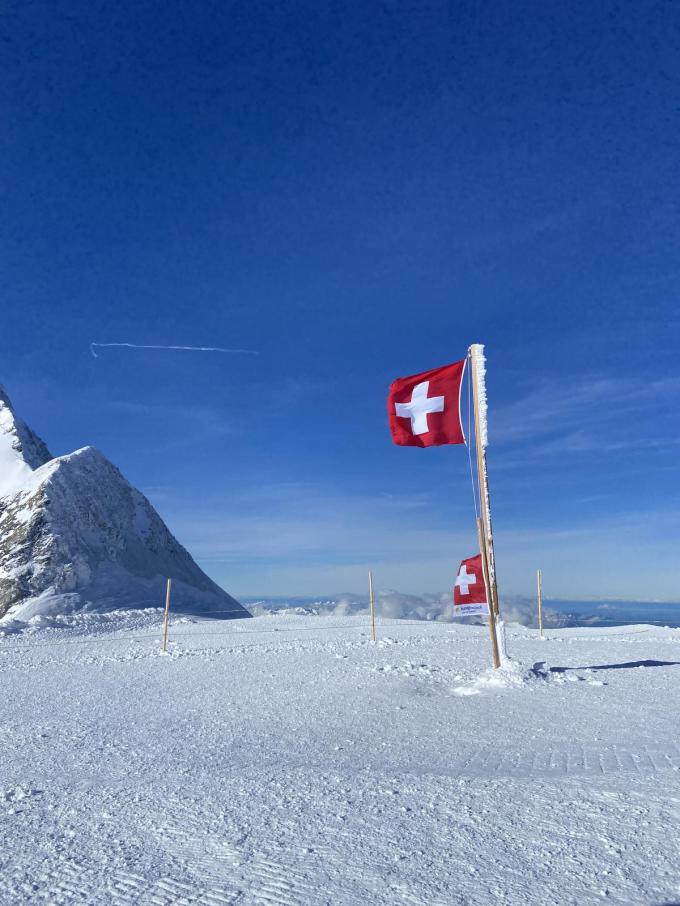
xmin=90 ymin=342 xmax=258 ymax=358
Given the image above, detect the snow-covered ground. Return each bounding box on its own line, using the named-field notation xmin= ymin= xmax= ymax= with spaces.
xmin=1 ymin=612 xmax=679 ymax=905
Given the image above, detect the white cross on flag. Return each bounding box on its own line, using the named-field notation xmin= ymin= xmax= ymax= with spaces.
xmin=453 ymin=554 xmax=489 ymax=617
xmin=387 ymin=359 xmax=466 ymax=447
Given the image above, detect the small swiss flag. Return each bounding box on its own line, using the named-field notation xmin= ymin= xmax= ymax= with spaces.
xmin=388 ymin=359 xmax=466 ymax=447
xmin=453 ymin=554 xmax=489 ymax=617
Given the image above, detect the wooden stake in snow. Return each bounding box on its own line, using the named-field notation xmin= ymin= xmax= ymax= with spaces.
xmin=469 ymin=344 xmax=501 ymax=668
xmin=537 ymin=568 xmax=544 ymax=639
xmin=368 ymin=570 xmax=377 ymax=642
xmin=161 ymin=578 xmax=172 ymax=653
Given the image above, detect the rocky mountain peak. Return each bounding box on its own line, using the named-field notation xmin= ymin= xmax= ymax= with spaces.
xmin=0 ymin=386 xmax=247 ymax=622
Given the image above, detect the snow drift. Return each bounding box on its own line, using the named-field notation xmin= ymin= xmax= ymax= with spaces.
xmin=0 ymin=386 xmax=248 ymax=621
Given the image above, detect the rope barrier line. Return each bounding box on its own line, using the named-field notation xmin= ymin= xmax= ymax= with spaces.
xmin=0 ymin=619 xmax=440 ymax=651
xmin=0 ymin=603 xmax=250 ymax=625
xmin=164 ymin=608 xmax=249 ymax=616
xmin=544 ymin=617 xmax=680 ymax=629
xmin=0 ymin=615 xmax=677 ymax=653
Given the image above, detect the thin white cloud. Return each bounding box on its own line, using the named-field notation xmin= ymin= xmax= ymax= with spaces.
xmin=149 ymin=479 xmax=680 ymax=601
xmin=110 ymin=400 xmax=237 ymax=437
xmin=490 ymin=374 xmax=680 ymax=456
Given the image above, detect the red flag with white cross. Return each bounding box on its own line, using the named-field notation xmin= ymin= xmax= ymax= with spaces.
xmin=387 ymin=360 xmax=466 ymax=447
xmin=453 ymin=554 xmax=489 ymax=617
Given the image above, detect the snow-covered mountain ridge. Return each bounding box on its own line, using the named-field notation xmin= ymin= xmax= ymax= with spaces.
xmin=0 ymin=385 xmax=53 ymax=496
xmin=0 ymin=386 xmax=248 ymax=621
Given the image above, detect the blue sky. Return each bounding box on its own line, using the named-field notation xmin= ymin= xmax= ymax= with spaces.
xmin=2 ymin=2 xmax=679 ymax=600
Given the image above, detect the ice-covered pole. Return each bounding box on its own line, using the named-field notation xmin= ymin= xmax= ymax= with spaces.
xmin=469 ymin=344 xmax=501 ymax=668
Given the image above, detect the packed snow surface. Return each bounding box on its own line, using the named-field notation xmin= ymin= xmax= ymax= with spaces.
xmin=1 ymin=612 xmax=680 ymax=905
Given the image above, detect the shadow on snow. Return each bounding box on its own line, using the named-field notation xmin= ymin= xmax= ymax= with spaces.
xmin=548 ymin=659 xmax=680 ymax=673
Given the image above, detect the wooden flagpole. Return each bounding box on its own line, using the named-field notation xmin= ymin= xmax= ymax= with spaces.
xmin=469 ymin=344 xmax=500 ymax=619
xmin=477 ymin=518 xmax=500 ymax=668
xmin=469 ymin=344 xmax=501 ymax=668
xmin=161 ymin=577 xmax=172 ymax=653
xmin=537 ymin=568 xmax=544 ymax=639
xmin=368 ymin=570 xmax=376 ymax=642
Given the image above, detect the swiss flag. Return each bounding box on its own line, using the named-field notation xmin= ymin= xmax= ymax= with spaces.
xmin=388 ymin=360 xmax=466 ymax=447
xmin=453 ymin=554 xmax=489 ymax=616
